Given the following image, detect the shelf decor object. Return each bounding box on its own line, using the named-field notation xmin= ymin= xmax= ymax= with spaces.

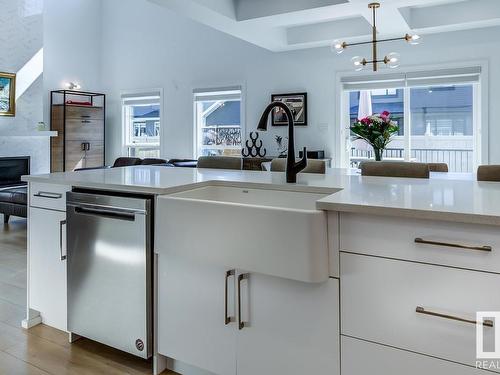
xmin=242 ymin=132 xmax=266 ymax=158
xmin=332 ymin=2 xmax=421 ymax=72
xmin=350 ymin=111 xmax=399 ymax=161
xmin=0 ymin=72 xmax=16 ymax=117
xmin=50 ymin=90 xmax=106 ymax=172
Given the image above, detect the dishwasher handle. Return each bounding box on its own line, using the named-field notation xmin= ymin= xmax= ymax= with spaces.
xmin=71 ymin=205 xmax=138 ymax=221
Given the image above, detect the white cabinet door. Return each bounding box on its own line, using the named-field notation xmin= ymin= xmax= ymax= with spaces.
xmin=236 ymin=275 xmax=340 ymax=375
xmin=29 ymin=207 xmax=67 ymax=331
xmin=157 ymin=254 xmax=237 ymax=375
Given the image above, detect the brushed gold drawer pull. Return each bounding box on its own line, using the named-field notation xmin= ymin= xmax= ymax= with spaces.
xmin=414 ymin=238 xmax=492 ymax=252
xmin=416 ymin=306 xmax=494 ymax=327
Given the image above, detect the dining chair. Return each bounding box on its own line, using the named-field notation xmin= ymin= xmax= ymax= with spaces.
xmin=427 ymin=163 xmax=449 ymax=172
xmin=197 ymin=156 xmax=243 ymax=170
xmin=270 ymin=158 xmax=326 ymax=174
xmin=477 ymin=165 xmax=500 ymax=181
xmin=360 ymin=161 xmax=430 ymax=179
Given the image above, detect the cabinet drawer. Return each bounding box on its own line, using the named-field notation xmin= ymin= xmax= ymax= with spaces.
xmin=30 ymin=183 xmax=71 ymax=211
xmin=340 ymin=213 xmax=500 ymax=273
xmin=341 ymin=253 xmax=500 ymax=370
xmin=65 ymin=119 xmax=104 ymax=141
xmin=64 ymin=106 xmax=103 ymax=120
xmin=342 ymin=336 xmax=483 ymax=375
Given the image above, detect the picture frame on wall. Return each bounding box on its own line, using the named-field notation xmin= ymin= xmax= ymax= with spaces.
xmin=271 ymin=92 xmax=307 ymax=126
xmin=0 ymin=72 xmax=16 ymax=117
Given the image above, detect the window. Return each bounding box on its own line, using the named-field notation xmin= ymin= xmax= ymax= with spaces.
xmin=122 ymin=90 xmax=162 ymax=158
xmin=194 ymin=87 xmax=243 ymax=158
xmin=342 ymin=67 xmax=481 ymax=172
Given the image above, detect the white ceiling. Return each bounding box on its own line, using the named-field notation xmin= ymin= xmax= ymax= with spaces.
xmin=149 ymin=0 xmax=500 ymax=51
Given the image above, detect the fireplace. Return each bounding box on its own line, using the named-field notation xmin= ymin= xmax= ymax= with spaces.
xmin=0 ymin=156 xmax=30 ymax=187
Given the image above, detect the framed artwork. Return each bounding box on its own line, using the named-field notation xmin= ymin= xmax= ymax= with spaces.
xmin=0 ymin=72 xmax=16 ymax=117
xmin=271 ymin=92 xmax=307 ymax=126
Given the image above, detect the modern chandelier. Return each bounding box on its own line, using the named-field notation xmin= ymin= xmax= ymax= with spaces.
xmin=332 ymin=2 xmax=421 ymax=72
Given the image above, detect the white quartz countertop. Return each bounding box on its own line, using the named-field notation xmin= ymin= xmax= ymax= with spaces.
xmin=23 ymin=166 xmax=500 ymax=226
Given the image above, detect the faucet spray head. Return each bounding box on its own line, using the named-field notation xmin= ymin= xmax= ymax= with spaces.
xmin=257 ymin=109 xmax=270 ymax=131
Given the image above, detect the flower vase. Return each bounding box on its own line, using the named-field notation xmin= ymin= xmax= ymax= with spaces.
xmin=373 ymin=148 xmax=383 ymax=161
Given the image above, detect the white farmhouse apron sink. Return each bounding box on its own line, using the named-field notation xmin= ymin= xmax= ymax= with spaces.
xmin=155 ymin=185 xmax=337 ymax=283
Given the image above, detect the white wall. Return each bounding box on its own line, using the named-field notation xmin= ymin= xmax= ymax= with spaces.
xmin=99 ymin=0 xmax=500 ymax=167
xmin=0 ymin=0 xmax=103 ymax=174
xmin=100 ymin=0 xmax=335 ymax=162
xmin=0 ymin=0 xmax=44 ymax=133
xmin=43 ymin=0 xmax=103 ymax=125
xmin=0 ymin=0 xmax=46 ymax=173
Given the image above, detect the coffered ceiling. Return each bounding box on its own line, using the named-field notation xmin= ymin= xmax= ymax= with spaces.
xmin=149 ymin=0 xmax=500 ymax=51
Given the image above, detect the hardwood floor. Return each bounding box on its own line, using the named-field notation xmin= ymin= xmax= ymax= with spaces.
xmin=0 ymin=215 xmax=175 ymax=375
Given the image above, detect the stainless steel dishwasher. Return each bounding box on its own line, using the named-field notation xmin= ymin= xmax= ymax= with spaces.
xmin=66 ymin=191 xmax=152 ymax=358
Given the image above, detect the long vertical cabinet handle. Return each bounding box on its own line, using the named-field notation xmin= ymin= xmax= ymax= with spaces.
xmin=238 ymin=273 xmax=250 ymax=330
xmin=59 ymin=220 xmax=67 ymax=261
xmin=225 ymin=270 xmax=235 ymax=325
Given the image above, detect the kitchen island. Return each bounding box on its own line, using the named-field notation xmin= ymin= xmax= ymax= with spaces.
xmin=22 ymin=166 xmax=500 ymax=375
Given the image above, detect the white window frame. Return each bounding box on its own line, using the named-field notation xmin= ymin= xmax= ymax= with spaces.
xmin=193 ymin=86 xmax=245 ymax=159
xmin=335 ymin=61 xmax=489 ymax=170
xmin=121 ymin=88 xmax=164 ymax=158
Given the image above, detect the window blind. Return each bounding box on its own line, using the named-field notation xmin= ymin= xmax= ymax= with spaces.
xmin=341 ymin=66 xmax=481 ymax=91
xmin=405 ymin=67 xmax=481 ymax=87
xmin=341 ymin=73 xmax=406 ymax=91
xmin=121 ymin=91 xmax=161 ymax=106
xmin=193 ymin=86 xmax=242 ymax=102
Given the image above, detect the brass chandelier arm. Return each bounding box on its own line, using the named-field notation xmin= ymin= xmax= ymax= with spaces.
xmin=343 ymin=35 xmax=409 ymax=48
xmin=364 ymin=59 xmax=389 ymax=64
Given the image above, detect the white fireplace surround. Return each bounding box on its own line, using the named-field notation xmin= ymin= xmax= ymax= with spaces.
xmin=0 ymin=132 xmax=57 ymax=175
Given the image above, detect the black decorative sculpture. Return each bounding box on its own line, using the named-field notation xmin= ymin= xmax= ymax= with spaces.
xmin=242 ymin=132 xmax=267 ymax=158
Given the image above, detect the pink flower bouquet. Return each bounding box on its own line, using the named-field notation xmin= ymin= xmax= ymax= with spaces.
xmin=350 ymin=111 xmax=399 ymax=161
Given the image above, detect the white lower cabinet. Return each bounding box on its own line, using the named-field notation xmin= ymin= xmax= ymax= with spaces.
xmin=237 ymin=273 xmax=339 ymax=375
xmin=157 ymin=254 xmax=340 ymax=375
xmin=29 ymin=206 xmax=67 ymax=331
xmin=341 ymin=336 xmax=484 ymax=375
xmin=157 ymin=254 xmax=236 ymax=375
xmin=341 ymin=252 xmax=500 ymax=372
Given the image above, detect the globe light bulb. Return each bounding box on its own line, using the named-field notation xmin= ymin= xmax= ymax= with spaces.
xmin=351 ymin=56 xmax=366 ymax=71
xmin=385 ymin=52 xmax=400 ymax=69
xmin=406 ymin=34 xmax=421 ymax=45
xmin=331 ymin=40 xmax=345 ymax=54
